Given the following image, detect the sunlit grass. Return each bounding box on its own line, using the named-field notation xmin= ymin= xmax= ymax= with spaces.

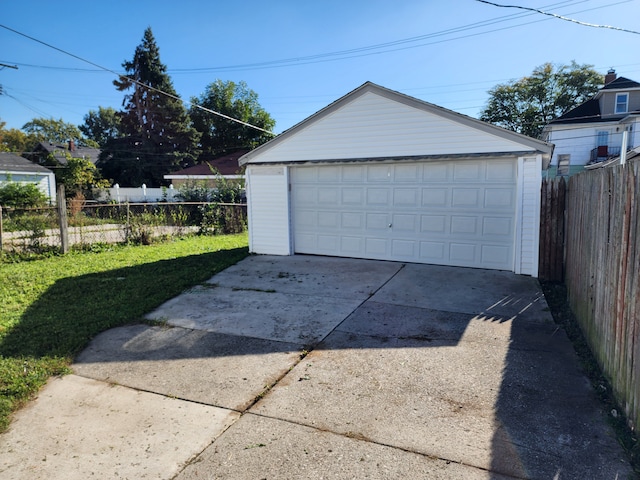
xmin=0 ymin=233 xmax=249 ymax=431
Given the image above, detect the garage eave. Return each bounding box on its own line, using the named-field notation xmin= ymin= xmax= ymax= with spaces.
xmin=243 ymin=150 xmax=545 ymax=168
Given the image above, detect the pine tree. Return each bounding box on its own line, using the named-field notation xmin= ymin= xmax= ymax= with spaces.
xmin=99 ymin=28 xmax=200 ymax=186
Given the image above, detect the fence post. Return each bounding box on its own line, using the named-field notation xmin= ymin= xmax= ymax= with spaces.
xmin=57 ymin=184 xmax=69 ymax=254
xmin=0 ymin=205 xmax=3 ymax=253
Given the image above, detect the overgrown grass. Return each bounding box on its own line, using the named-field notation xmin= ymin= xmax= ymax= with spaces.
xmin=0 ymin=233 xmax=249 ymax=432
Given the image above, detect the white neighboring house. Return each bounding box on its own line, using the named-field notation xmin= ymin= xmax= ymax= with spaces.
xmin=542 ymin=70 xmax=640 ymax=177
xmin=239 ymin=82 xmax=553 ymax=277
xmin=0 ymin=152 xmax=56 ymax=204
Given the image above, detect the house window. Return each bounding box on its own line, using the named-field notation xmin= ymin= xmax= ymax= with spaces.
xmin=615 ymin=93 xmax=629 ymax=114
xmin=596 ymin=130 xmax=609 ymax=147
xmin=557 ymin=154 xmax=571 ymax=176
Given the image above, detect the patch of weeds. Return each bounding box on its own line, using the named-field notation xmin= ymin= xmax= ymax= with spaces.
xmin=144 ymin=317 xmax=174 ymax=330
xmin=541 ymin=281 xmax=639 ymax=473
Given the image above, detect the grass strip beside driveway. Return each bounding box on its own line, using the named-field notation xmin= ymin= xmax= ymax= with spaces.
xmin=0 ymin=234 xmax=249 ymax=432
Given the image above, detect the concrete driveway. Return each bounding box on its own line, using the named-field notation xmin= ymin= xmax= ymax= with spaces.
xmin=0 ymin=255 xmax=633 ymax=479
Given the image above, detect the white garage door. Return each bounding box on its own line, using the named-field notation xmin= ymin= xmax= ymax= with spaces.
xmin=291 ymin=160 xmax=517 ymax=270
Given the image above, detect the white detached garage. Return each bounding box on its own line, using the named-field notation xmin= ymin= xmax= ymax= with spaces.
xmin=239 ymin=82 xmax=553 ymax=277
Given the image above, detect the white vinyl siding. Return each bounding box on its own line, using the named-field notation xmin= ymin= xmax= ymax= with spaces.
xmin=515 ymin=156 xmax=542 ymax=276
xmin=250 ymin=92 xmax=532 ymax=164
xmin=246 ymin=166 xmax=291 ymax=255
xmin=291 ymin=159 xmax=517 ymax=271
xmin=0 ymin=171 xmax=56 ymax=203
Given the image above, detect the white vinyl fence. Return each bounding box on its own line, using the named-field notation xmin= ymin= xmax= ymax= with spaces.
xmin=96 ymin=184 xmax=178 ymax=203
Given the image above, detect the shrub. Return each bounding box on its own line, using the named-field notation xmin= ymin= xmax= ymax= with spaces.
xmin=0 ymin=182 xmax=48 ymax=208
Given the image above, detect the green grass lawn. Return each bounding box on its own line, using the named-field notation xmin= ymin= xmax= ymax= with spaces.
xmin=0 ymin=233 xmax=249 ymax=432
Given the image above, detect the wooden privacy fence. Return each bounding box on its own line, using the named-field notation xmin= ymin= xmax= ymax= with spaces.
xmin=564 ymin=163 xmax=640 ymax=432
xmin=539 ymin=177 xmax=566 ymax=281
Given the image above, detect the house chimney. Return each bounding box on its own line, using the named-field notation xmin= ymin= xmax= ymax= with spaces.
xmin=68 ymin=139 xmax=75 ymax=152
xmin=604 ymin=68 xmax=617 ymax=85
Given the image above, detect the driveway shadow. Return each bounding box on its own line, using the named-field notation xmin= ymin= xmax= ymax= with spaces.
xmin=10 ymin=254 xmax=632 ymax=478
xmin=490 ymin=310 xmax=632 ymax=479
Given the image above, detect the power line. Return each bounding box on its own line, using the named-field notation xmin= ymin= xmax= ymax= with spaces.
xmin=476 ymin=0 xmax=640 ymax=35
xmin=0 ymin=24 xmax=275 ymax=136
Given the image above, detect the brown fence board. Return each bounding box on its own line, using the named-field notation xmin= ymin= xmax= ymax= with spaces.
xmin=564 ymin=163 xmax=640 ymax=432
xmin=539 ymin=177 xmax=566 ymax=281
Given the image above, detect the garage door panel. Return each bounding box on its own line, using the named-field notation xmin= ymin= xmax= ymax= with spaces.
xmin=366 ymin=213 xmax=389 ymax=230
xmin=450 ymin=243 xmax=477 ymax=262
xmin=422 ymin=163 xmax=449 ymax=181
xmin=453 ymin=162 xmax=483 ymax=181
xmin=481 ymin=245 xmax=512 ymax=265
xmin=483 ymin=217 xmax=512 ymax=236
xmin=391 ymin=239 xmax=416 ymax=257
xmin=294 ymin=209 xmax=316 ymax=228
xmin=484 ymin=188 xmax=515 ymax=209
xmin=318 ymin=187 xmax=339 ymax=205
xmin=419 ymin=241 xmax=447 ymax=261
xmin=342 ymin=166 xmax=364 ymax=181
xmin=296 ymin=233 xmax=316 ymax=251
xmin=422 ymin=188 xmax=448 ymax=207
xmin=367 ymin=188 xmax=390 ymax=205
xmin=341 ymin=236 xmax=363 ymax=253
xmin=367 ymin=165 xmax=391 ymax=182
xmin=342 ymin=188 xmax=364 ymax=205
xmin=394 ymin=164 xmax=420 ymax=182
xmin=318 ymin=211 xmax=339 ymax=228
xmin=450 ymin=216 xmax=478 ymax=234
xmin=293 ymin=166 xmax=318 ymax=182
xmin=318 ymin=166 xmax=340 ymax=181
xmin=392 ymin=214 xmax=417 ymax=232
xmin=293 ymin=186 xmax=316 ymax=204
xmin=317 ymin=235 xmax=339 ymax=252
xmin=292 ymin=161 xmax=516 ymax=270
xmin=341 ymin=212 xmax=363 ymax=229
xmin=452 ymin=188 xmax=480 ymax=207
xmin=486 ymin=161 xmax=516 ymax=181
xmin=393 ymin=188 xmax=419 ymax=206
xmin=421 ymin=215 xmax=447 ymax=233
xmin=365 ymin=238 xmax=388 ymax=255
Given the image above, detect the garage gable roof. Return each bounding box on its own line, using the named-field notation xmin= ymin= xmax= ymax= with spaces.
xmin=0 ymin=152 xmax=54 ymax=174
xmin=240 ymin=82 xmax=552 ymax=166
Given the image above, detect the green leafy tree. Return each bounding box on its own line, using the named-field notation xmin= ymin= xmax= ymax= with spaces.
xmin=480 ymin=62 xmax=603 ymax=138
xmin=22 ymin=118 xmax=98 ymax=147
xmin=189 ymin=80 xmax=275 ymax=161
xmin=0 ymin=120 xmax=35 ymax=153
xmin=0 ymin=181 xmax=48 ymax=208
xmin=99 ymin=27 xmax=200 ymax=186
xmin=80 ymin=107 xmax=122 ymax=147
xmin=58 ymin=155 xmax=110 ymax=198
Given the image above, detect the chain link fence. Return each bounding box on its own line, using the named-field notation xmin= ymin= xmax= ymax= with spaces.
xmin=0 ymin=201 xmax=247 ymax=254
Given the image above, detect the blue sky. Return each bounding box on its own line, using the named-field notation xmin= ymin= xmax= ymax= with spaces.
xmin=1 ymin=0 xmax=639 ymax=135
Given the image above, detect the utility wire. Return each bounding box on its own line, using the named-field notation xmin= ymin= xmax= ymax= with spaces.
xmin=0 ymin=24 xmax=275 ymax=136
xmin=476 ymin=0 xmax=640 ymax=34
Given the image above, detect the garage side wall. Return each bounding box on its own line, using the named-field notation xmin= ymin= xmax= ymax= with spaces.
xmin=515 ymin=155 xmax=542 ymax=276
xmin=246 ymin=166 xmax=292 ymax=255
